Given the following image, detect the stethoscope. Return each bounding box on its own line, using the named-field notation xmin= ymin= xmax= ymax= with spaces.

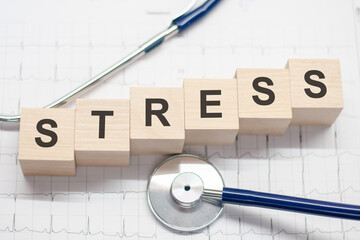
xmin=147 ymin=154 xmax=360 ymax=232
xmin=3 ymin=0 xmax=360 ymax=232
xmin=0 ymin=0 xmax=220 ymax=122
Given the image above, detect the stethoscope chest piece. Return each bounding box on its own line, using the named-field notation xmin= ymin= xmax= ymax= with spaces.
xmin=147 ymin=154 xmax=360 ymax=232
xmin=146 ymin=154 xmax=224 ymax=232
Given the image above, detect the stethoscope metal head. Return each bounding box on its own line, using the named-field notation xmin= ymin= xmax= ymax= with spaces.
xmin=146 ymin=154 xmax=224 ymax=232
xmin=170 ymin=172 xmax=204 ymax=208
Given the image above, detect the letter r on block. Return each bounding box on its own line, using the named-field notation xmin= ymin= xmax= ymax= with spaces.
xmin=130 ymin=87 xmax=185 ymax=155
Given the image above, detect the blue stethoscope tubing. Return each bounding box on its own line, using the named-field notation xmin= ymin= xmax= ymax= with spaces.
xmin=172 ymin=0 xmax=220 ymax=32
xmin=221 ymin=187 xmax=360 ymax=220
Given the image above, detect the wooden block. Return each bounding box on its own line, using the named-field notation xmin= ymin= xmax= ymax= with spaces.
xmin=75 ymin=99 xmax=130 ymax=166
xmin=130 ymin=87 xmax=185 ymax=154
xmin=287 ymin=59 xmax=343 ymax=125
xmin=235 ymin=69 xmax=292 ymax=135
xmin=18 ymin=108 xmax=75 ymax=176
xmin=184 ymin=79 xmax=239 ymax=145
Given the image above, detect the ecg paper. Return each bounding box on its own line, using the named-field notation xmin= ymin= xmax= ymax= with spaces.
xmin=1 ymin=0 xmax=360 ymax=239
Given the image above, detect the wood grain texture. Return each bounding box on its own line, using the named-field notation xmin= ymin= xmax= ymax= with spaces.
xmin=75 ymin=99 xmax=130 ymax=166
xmin=184 ymin=79 xmax=239 ymax=145
xmin=18 ymin=108 xmax=75 ymax=176
xmin=287 ymin=59 xmax=343 ymax=125
xmin=236 ymin=69 xmax=292 ymax=135
xmin=130 ymin=87 xmax=185 ymax=154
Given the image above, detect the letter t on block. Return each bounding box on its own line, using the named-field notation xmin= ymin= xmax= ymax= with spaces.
xmin=18 ymin=108 xmax=76 ymax=176
xmin=184 ymin=79 xmax=239 ymax=145
xmin=75 ymin=99 xmax=130 ymax=166
xmin=287 ymin=59 xmax=343 ymax=125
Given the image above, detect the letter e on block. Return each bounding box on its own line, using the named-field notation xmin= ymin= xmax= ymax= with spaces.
xmin=75 ymin=99 xmax=130 ymax=166
xmin=130 ymin=87 xmax=185 ymax=154
xmin=184 ymin=79 xmax=239 ymax=145
xmin=18 ymin=108 xmax=76 ymax=176
xmin=236 ymin=69 xmax=292 ymax=135
xmin=287 ymin=59 xmax=343 ymax=125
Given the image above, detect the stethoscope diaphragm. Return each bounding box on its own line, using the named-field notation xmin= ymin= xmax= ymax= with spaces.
xmin=147 ymin=154 xmax=224 ymax=231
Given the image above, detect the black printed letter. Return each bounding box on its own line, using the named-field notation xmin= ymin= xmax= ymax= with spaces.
xmin=91 ymin=110 xmax=114 ymax=138
xmin=304 ymin=70 xmax=327 ymax=98
xmin=146 ymin=99 xmax=170 ymax=126
xmin=252 ymin=77 xmax=275 ymax=106
xmin=35 ymin=119 xmax=58 ymax=148
xmin=201 ymin=90 xmax=222 ymax=118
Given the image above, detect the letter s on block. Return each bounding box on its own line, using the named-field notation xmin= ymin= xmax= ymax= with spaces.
xmin=304 ymin=70 xmax=327 ymax=98
xmin=35 ymin=119 xmax=58 ymax=148
xmin=252 ymin=77 xmax=275 ymax=106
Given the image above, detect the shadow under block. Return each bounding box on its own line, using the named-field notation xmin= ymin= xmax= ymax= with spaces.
xmin=236 ymin=69 xmax=292 ymax=135
xmin=18 ymin=108 xmax=76 ymax=176
xmin=75 ymin=99 xmax=130 ymax=166
xmin=287 ymin=59 xmax=343 ymax=125
xmin=130 ymin=87 xmax=185 ymax=154
xmin=184 ymin=79 xmax=239 ymax=145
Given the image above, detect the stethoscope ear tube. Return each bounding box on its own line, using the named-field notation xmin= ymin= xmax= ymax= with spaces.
xmin=222 ymin=187 xmax=360 ymax=220
xmin=0 ymin=0 xmax=221 ymax=122
xmin=172 ymin=0 xmax=221 ymax=32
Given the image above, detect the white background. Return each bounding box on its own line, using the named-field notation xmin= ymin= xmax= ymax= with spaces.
xmin=1 ymin=0 xmax=360 ymax=239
